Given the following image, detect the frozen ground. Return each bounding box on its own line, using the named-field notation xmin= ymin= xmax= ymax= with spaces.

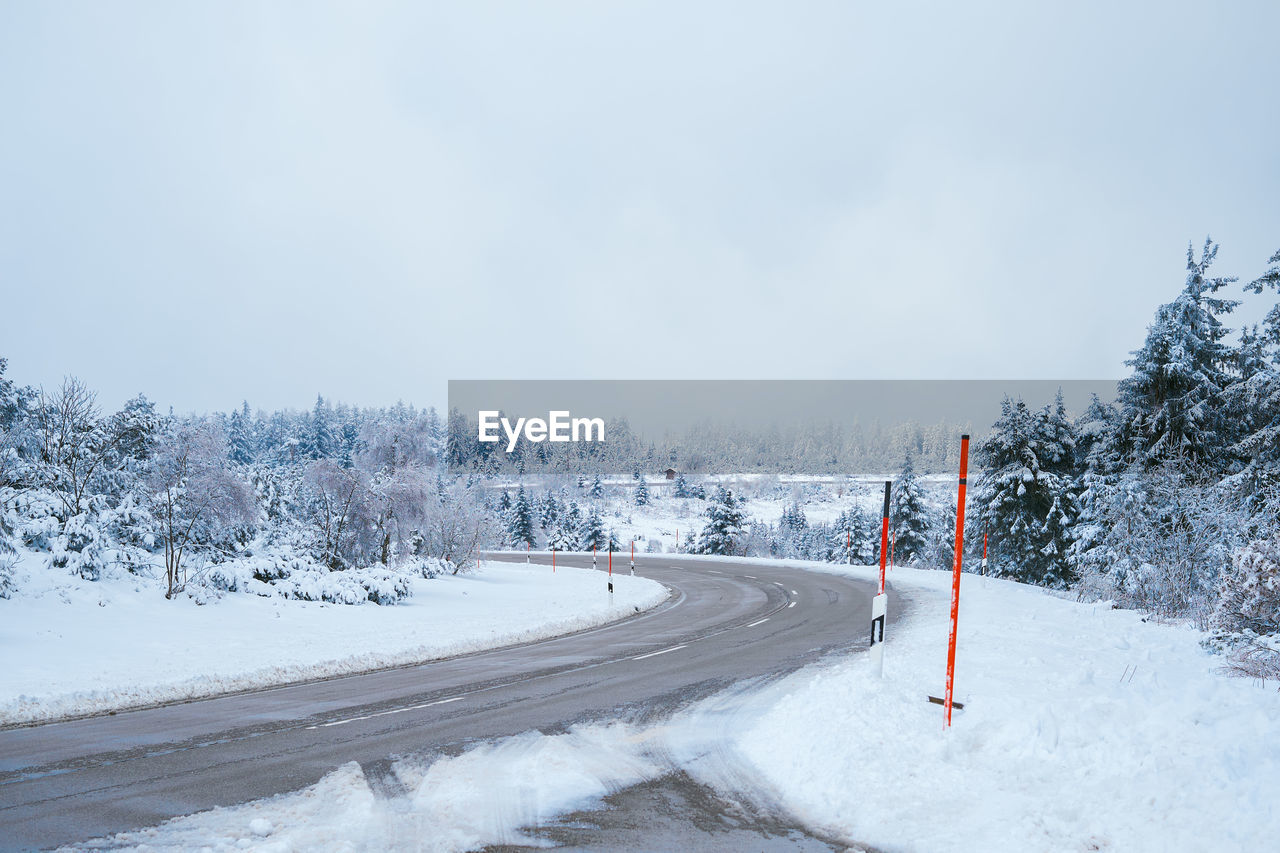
xmin=0 ymin=555 xmax=667 ymax=726
xmin=77 ymin=557 xmax=1280 ymax=853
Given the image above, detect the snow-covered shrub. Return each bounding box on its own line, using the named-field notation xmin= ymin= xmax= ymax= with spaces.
xmin=353 ymin=568 xmax=412 ymax=605
xmin=279 ymin=565 xmax=411 ymax=605
xmin=645 ymin=539 xmax=664 ymax=553
xmin=50 ymin=512 xmax=111 ymax=581
xmin=199 ymin=561 xmax=275 ymax=598
xmin=1213 ymin=538 xmax=1280 ymax=636
xmin=13 ymin=489 xmax=64 ymax=550
xmin=190 ymin=553 xmax=414 ymax=605
xmin=0 ymin=553 xmax=15 ymax=599
xmin=402 ymin=555 xmax=454 ymax=578
xmin=1074 ymin=463 xmax=1236 ymax=623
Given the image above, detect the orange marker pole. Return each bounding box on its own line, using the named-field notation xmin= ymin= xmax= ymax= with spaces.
xmin=552 ymin=549 xmax=556 ymax=573
xmin=944 ymin=434 xmax=971 ymax=728
xmin=630 ymin=540 xmax=635 ymax=576
xmin=982 ymin=531 xmax=988 ymax=576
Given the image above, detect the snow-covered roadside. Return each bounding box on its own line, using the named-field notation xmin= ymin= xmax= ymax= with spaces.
xmin=0 ymin=559 xmax=667 ymax=726
xmin=728 ymin=558 xmax=1280 ymax=852
xmin=66 ymin=558 xmax=1280 ymax=853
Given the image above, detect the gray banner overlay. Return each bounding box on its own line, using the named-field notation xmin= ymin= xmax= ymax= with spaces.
xmin=447 ymin=380 xmax=1119 ymax=476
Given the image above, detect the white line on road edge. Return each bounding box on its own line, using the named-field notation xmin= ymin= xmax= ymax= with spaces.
xmin=632 ymin=644 xmax=687 ymax=660
xmin=707 ymin=569 xmax=723 ymax=574
xmin=791 ymin=589 xmax=798 ymax=595
xmin=788 ymin=602 xmax=796 ymax=608
xmin=745 ymin=618 xmax=770 ymax=627
xmin=743 ymin=575 xmax=757 ymax=579
xmin=307 ymin=696 xmax=464 ymax=729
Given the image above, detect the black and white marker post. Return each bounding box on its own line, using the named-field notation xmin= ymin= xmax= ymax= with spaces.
xmin=607 ymin=546 xmax=614 ymax=603
xmin=870 ymin=480 xmax=890 ymax=677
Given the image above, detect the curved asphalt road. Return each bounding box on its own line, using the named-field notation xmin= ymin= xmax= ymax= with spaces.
xmin=0 ymin=554 xmax=880 ymax=851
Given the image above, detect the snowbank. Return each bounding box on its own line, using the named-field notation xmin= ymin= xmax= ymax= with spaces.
xmin=727 ymin=559 xmax=1280 ymax=852
xmin=79 ymin=724 xmax=660 ymax=853
xmin=0 ymin=559 xmax=668 ymax=726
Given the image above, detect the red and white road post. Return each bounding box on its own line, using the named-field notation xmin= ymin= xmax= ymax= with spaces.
xmin=870 ymin=480 xmax=890 ymax=676
xmin=552 ymin=548 xmax=556 ymax=573
xmin=982 ymin=531 xmax=988 ymax=576
xmin=607 ymin=545 xmax=614 ymax=601
xmin=630 ymin=540 xmax=635 ymax=576
xmin=943 ymin=434 xmax=971 ymax=728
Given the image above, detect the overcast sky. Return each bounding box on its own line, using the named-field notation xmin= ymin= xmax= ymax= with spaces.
xmin=2 ymin=1 xmax=1278 ymax=414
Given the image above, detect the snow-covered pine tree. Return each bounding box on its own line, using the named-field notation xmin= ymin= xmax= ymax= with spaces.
xmin=634 ymin=477 xmax=650 ymax=506
xmin=829 ymin=505 xmax=875 ymax=565
xmin=889 ymin=453 xmax=930 ymax=565
xmin=579 ymin=506 xmax=607 ymax=551
xmin=539 ymin=491 xmax=559 ymax=531
xmin=694 ymin=485 xmax=746 ymax=555
xmin=974 ymin=393 xmax=1081 ymax=588
xmin=588 ymin=474 xmax=604 ymax=499
xmin=780 ymin=501 xmax=808 ymax=533
xmin=672 ymin=473 xmax=691 ymax=498
xmin=337 ymin=405 xmax=361 ymax=468
xmin=505 ymin=485 xmax=536 ymax=548
xmin=309 ymin=394 xmax=337 ymax=459
xmin=547 ymin=501 xmax=582 ymax=551
xmin=1112 ymin=239 xmax=1240 ymax=476
xmin=1225 ymin=248 xmax=1280 ymax=497
xmin=228 ymin=401 xmax=255 ymax=465
xmin=922 ymin=497 xmax=957 ymax=571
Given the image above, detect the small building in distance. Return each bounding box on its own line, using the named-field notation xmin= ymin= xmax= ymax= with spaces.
xmin=664 ymin=468 xmax=677 ymax=480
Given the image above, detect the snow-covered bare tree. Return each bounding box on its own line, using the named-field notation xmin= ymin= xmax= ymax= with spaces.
xmin=418 ymin=483 xmax=493 ymax=572
xmin=147 ymin=420 xmax=255 ymax=598
xmin=304 ymin=459 xmax=367 ymax=569
xmin=34 ymin=377 xmax=114 ymax=517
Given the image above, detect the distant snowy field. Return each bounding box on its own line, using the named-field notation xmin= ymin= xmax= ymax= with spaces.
xmin=514 ymin=473 xmax=955 ymax=554
xmin=95 ymin=558 xmax=1280 ymax=853
xmin=0 ymin=556 xmax=667 ymax=726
